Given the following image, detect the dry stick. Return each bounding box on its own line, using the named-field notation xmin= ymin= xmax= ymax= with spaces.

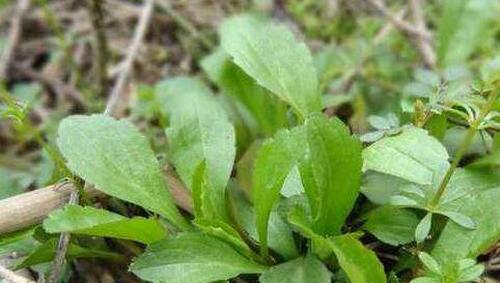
xmin=0 ymin=264 xmax=35 ymax=283
xmin=367 ymin=0 xmax=436 ymax=69
xmin=0 ymin=0 xmax=30 ymax=80
xmin=105 ymin=0 xmax=155 ymax=116
xmin=409 ymin=0 xmax=436 ymax=69
xmin=88 ymin=0 xmax=110 ymax=97
xmin=0 ymin=172 xmax=193 ymax=235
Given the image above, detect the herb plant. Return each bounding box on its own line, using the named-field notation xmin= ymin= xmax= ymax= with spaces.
xmin=1 ymin=4 xmax=500 ymax=283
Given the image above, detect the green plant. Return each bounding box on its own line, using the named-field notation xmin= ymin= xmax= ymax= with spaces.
xmin=2 ymin=9 xmax=500 ymax=283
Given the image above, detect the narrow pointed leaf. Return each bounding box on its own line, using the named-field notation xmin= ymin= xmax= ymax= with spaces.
xmin=418 ymin=252 xmax=442 ymax=275
xmin=253 ymin=126 xmax=306 ymax=252
xmin=415 ymin=213 xmax=433 ymax=243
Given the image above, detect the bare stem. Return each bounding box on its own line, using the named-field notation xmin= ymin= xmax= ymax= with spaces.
xmin=0 ymin=0 xmax=30 ymax=80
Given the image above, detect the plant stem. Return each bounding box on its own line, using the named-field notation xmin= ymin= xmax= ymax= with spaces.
xmin=430 ymin=90 xmax=499 ymax=207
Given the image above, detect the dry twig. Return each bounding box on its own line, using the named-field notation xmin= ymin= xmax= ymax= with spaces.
xmin=409 ymin=0 xmax=436 ymax=68
xmin=0 ymin=0 xmax=30 ymax=80
xmin=105 ymin=0 xmax=155 ymax=116
xmin=0 ymin=264 xmax=36 ymax=283
xmin=367 ymin=0 xmax=436 ymax=69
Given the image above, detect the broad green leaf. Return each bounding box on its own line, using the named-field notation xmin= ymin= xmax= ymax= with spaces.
xmin=259 ymin=255 xmax=331 ymax=283
xmin=300 ymin=114 xmax=362 ymax=235
xmin=15 ymin=238 xmax=123 ymax=269
xmin=363 ymin=206 xmax=419 ymax=246
xmin=57 ymin=114 xmax=189 ymax=230
xmin=158 ymin=77 xmax=236 ymax=221
xmin=201 ymin=49 xmax=288 ymax=136
xmin=363 ymin=127 xmax=449 ymax=185
xmin=253 ymin=126 xmax=306 ymax=253
xmin=437 ymin=0 xmax=496 ymax=66
xmin=329 ymin=235 xmax=386 ymax=283
xmin=432 ymin=181 xmax=500 ymax=265
xmin=43 ymin=205 xmax=167 ymax=244
xmin=130 ymin=233 xmax=266 ymax=283
xmin=220 ymin=14 xmax=321 ymax=119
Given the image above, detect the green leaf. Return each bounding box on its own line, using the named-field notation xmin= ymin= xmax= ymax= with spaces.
xmin=361 ymin=172 xmax=413 ymax=205
xmin=415 ymin=213 xmax=432 ymax=243
xmin=43 ymin=205 xmax=167 ymax=244
xmin=159 ymin=77 xmax=236 ymax=221
xmin=432 ymin=174 xmax=500 ymax=263
xmin=253 ymin=126 xmax=306 ymax=253
xmin=329 ymin=234 xmax=386 ymax=283
xmin=437 ymin=0 xmax=497 ymax=66
xmin=457 ymin=263 xmax=484 ymax=282
xmin=363 ymin=206 xmax=420 ymax=246
xmin=363 ymin=127 xmax=449 ymax=185
xmin=259 ymin=255 xmax=331 ymax=283
xmin=410 ymin=277 xmax=441 ymax=283
xmin=201 ymin=49 xmax=288 ymax=136
xmin=57 ymin=114 xmax=189 ymax=230
xmin=15 ymin=238 xmax=123 ymax=269
xmin=288 ymin=203 xmax=332 ymax=260
xmin=193 ymin=218 xmax=255 ymax=260
xmin=130 ymin=233 xmax=266 ymax=283
xmin=231 ymin=187 xmax=298 ymax=260
xmin=436 ymin=211 xmax=475 ymax=229
xmin=300 ymin=114 xmax=362 ymax=235
xmin=418 ymin=252 xmax=442 ymax=275
xmin=220 ymin=14 xmax=321 ymax=119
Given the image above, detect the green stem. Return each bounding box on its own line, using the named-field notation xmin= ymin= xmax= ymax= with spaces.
xmin=430 ymin=90 xmax=498 ymax=207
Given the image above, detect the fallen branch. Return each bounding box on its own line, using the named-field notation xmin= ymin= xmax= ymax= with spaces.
xmin=0 ymin=0 xmax=30 ymax=80
xmin=0 ymin=172 xmax=193 ymax=235
xmin=367 ymin=0 xmax=436 ymax=69
xmin=105 ymin=0 xmax=155 ymax=116
xmin=0 ymin=264 xmax=36 ymax=283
